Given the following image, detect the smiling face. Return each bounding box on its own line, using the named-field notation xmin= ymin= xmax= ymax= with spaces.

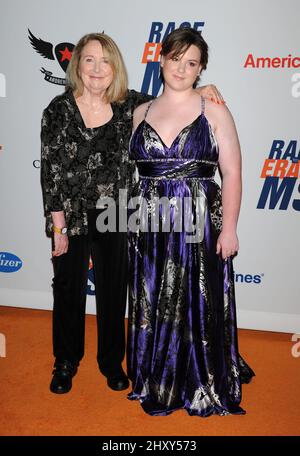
xmin=78 ymin=39 xmax=114 ymax=95
xmin=160 ymin=44 xmax=202 ymax=91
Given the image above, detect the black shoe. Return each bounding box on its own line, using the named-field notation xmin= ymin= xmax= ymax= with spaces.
xmin=106 ymin=372 xmax=129 ymax=391
xmin=50 ymin=360 xmax=78 ymax=394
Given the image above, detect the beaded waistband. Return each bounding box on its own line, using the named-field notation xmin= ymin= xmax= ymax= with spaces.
xmin=136 ymin=159 xmax=217 ymax=180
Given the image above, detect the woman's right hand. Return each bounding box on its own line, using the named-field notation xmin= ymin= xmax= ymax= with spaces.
xmin=52 ymin=233 xmax=69 ymax=257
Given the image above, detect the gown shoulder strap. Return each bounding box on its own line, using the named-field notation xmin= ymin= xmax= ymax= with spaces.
xmin=201 ymin=96 xmax=205 ymax=115
xmin=144 ymin=100 xmax=153 ymax=119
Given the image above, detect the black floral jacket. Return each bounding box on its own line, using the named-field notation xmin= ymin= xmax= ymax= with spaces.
xmin=41 ymin=88 xmax=152 ymax=237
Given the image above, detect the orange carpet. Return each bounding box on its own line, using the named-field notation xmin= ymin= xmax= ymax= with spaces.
xmin=0 ymin=305 xmax=299 ymax=436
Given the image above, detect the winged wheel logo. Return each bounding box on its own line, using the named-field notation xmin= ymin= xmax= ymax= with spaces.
xmin=28 ymin=29 xmax=74 ymax=85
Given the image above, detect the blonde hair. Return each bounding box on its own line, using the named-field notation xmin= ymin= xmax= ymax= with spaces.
xmin=66 ymin=33 xmax=128 ymax=103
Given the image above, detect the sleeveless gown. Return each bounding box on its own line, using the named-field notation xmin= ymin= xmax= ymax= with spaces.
xmin=127 ymin=98 xmax=254 ymax=417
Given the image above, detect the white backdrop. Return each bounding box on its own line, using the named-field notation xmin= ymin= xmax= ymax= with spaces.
xmin=0 ymin=0 xmax=299 ymax=333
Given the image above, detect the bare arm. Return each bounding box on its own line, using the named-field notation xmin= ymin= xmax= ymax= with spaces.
xmin=210 ymin=103 xmax=242 ymax=259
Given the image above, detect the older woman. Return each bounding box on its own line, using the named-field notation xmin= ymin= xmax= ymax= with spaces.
xmin=41 ymin=32 xmax=221 ymax=394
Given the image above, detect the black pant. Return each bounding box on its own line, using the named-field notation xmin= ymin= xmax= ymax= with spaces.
xmin=52 ymin=210 xmax=128 ymax=376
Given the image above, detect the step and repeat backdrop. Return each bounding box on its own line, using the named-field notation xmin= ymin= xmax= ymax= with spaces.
xmin=0 ymin=0 xmax=299 ymax=332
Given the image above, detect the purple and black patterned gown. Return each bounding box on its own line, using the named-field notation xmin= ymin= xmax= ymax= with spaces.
xmin=127 ymin=98 xmax=254 ymax=417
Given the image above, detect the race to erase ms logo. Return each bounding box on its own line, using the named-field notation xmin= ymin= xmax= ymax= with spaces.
xmin=257 ymin=140 xmax=300 ymax=211
xmin=28 ymin=29 xmax=74 ymax=85
xmin=0 ymin=252 xmax=23 ymax=273
xmin=141 ymin=21 xmax=205 ymax=96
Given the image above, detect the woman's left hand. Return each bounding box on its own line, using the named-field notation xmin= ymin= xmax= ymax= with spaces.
xmin=197 ymin=84 xmax=225 ymax=104
xmin=216 ymin=230 xmax=239 ymax=260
